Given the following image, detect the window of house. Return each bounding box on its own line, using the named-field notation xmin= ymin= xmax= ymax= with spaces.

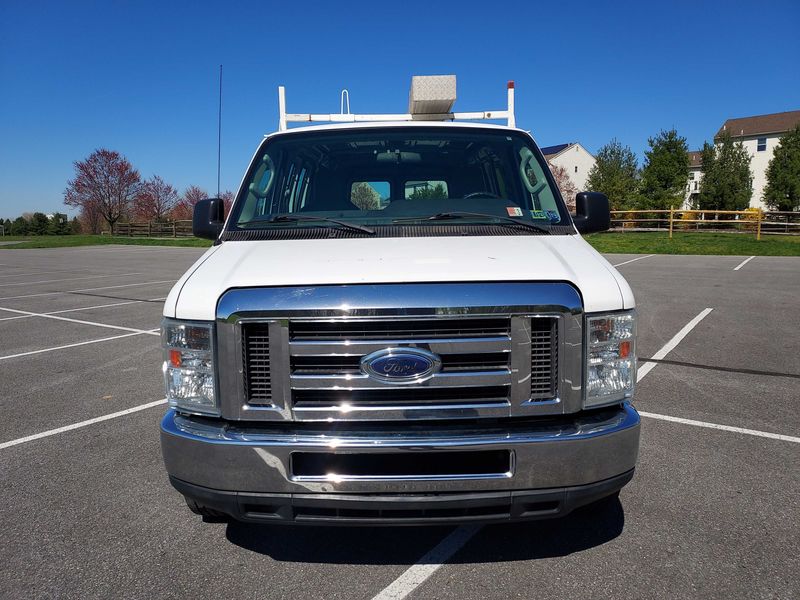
xmin=689 ymin=172 xmax=695 ymax=180
xmin=757 ymin=137 xmax=767 ymax=152
xmin=574 ymin=166 xmax=578 ymax=173
xmin=694 ymin=182 xmax=698 ymax=191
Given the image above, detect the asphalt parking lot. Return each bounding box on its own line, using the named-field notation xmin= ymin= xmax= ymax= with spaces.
xmin=0 ymin=245 xmax=798 ymax=599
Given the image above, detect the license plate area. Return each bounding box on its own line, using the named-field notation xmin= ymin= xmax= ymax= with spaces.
xmin=290 ymin=450 xmax=513 ymax=481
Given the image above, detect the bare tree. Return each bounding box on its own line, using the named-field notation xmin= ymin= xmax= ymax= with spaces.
xmin=64 ymin=149 xmax=141 ymax=231
xmin=548 ymin=163 xmax=578 ymax=211
xmin=220 ymin=190 xmax=235 ymax=216
xmin=79 ymin=200 xmax=103 ymax=234
xmin=133 ymin=175 xmax=179 ymax=221
xmin=171 ymin=185 xmax=209 ymax=220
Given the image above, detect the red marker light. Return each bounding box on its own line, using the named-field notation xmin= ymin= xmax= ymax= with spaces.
xmin=619 ymin=341 xmax=631 ymax=358
xmin=169 ymin=349 xmax=182 ymax=367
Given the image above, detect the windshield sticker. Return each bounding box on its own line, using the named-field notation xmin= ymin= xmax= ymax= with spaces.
xmin=506 ymin=207 xmax=523 ymax=217
xmin=546 ymin=210 xmax=560 ymax=222
xmin=529 ymin=210 xmax=548 ymax=220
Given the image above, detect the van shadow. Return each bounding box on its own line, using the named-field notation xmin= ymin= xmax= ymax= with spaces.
xmin=224 ymin=496 xmax=624 ymax=565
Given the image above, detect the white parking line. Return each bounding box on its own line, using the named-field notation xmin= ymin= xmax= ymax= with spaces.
xmin=0 ymin=329 xmax=159 ymax=362
xmin=635 ymin=307 xmax=800 ymax=443
xmin=0 ymin=297 xmax=166 ymax=322
xmin=371 ymin=525 xmax=481 ymax=600
xmin=0 ymin=279 xmax=174 ymax=301
xmin=0 ymin=269 xmax=95 ymax=280
xmin=733 ymin=256 xmax=755 ymax=271
xmin=0 ymin=272 xmax=143 ymax=288
xmin=637 ymin=308 xmax=713 ymax=381
xmin=0 ymin=399 xmax=168 ymax=451
xmin=612 ymin=254 xmax=655 ymax=267
xmin=0 ymin=306 xmax=160 ymax=335
xmin=638 ymin=411 xmax=800 ymax=443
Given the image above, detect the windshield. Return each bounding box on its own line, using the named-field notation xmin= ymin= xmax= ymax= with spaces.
xmin=228 ymin=127 xmax=571 ymax=234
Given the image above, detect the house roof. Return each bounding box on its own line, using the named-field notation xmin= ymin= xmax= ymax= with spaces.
xmin=688 ymin=150 xmax=703 ymax=168
xmin=715 ymin=110 xmax=800 ymax=139
xmin=540 ymin=143 xmax=572 ymax=158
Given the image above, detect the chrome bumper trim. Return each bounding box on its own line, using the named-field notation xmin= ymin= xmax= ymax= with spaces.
xmin=160 ymin=403 xmax=640 ymax=494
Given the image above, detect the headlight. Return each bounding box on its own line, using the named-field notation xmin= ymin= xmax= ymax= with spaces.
xmin=585 ymin=310 xmax=636 ymax=408
xmin=162 ymin=318 xmax=218 ymax=416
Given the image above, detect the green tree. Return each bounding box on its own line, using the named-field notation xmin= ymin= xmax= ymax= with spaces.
xmin=49 ymin=212 xmax=70 ymax=235
xmin=11 ymin=216 xmax=29 ymax=235
xmin=408 ymin=183 xmax=448 ymax=200
xmin=2 ymin=218 xmax=10 ymax=235
xmin=636 ymin=128 xmax=689 ymax=209
xmin=585 ymin=139 xmax=639 ymax=210
xmin=763 ymin=124 xmax=800 ymax=211
xmin=697 ymin=131 xmax=752 ymax=214
xmin=70 ymin=216 xmax=83 ymax=234
xmin=30 ymin=212 xmax=50 ymax=235
xmin=350 ymin=182 xmax=381 ymax=210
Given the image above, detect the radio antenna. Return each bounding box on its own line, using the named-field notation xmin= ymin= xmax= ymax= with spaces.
xmin=217 ymin=64 xmax=222 ymax=197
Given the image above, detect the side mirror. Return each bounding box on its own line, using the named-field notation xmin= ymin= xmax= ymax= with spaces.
xmin=193 ymin=198 xmax=225 ymax=240
xmin=572 ymin=192 xmax=610 ymax=234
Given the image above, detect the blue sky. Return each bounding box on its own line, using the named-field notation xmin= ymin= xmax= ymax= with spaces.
xmin=1 ymin=0 xmax=798 ymax=218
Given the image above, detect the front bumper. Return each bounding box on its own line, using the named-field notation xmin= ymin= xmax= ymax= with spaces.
xmin=161 ymin=403 xmax=640 ymax=524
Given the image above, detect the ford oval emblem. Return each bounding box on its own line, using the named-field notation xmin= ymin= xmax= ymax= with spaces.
xmin=361 ymin=347 xmax=442 ymax=384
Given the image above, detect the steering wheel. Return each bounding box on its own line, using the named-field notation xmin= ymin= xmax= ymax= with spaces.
xmin=462 ymin=191 xmax=502 ymax=200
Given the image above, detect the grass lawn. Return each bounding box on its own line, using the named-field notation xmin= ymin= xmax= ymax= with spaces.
xmin=0 ymin=235 xmax=213 ymax=249
xmin=584 ymin=231 xmax=800 ymax=256
xmin=1 ymin=231 xmax=799 ymax=256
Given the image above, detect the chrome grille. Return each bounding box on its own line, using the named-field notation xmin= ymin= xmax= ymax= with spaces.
xmin=241 ymin=316 xmax=559 ymax=418
xmin=530 ymin=318 xmax=558 ymax=400
xmin=216 ymin=283 xmax=584 ymax=421
xmin=242 ymin=324 xmax=272 ymax=404
xmin=285 ymin=317 xmax=516 ymax=420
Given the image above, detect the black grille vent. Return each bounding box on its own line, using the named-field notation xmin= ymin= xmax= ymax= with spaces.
xmin=290 ymin=318 xmax=510 ymax=341
xmin=243 ymin=324 xmax=272 ymax=405
xmin=293 ymin=386 xmax=510 ymax=406
xmin=222 ymin=223 xmax=575 ymax=242
xmin=530 ymin=318 xmax=558 ymax=400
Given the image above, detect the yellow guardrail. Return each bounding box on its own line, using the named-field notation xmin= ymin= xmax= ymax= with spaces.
xmin=610 ymin=209 xmax=800 ymax=241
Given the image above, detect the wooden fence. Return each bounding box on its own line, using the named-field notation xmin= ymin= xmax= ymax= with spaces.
xmin=610 ymin=209 xmax=800 ymax=240
xmin=112 ymin=221 xmax=193 ymax=238
xmin=113 ymin=212 xmax=800 ymax=241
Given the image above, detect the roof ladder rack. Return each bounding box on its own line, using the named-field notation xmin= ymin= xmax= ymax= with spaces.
xmin=277 ymin=75 xmax=515 ymax=131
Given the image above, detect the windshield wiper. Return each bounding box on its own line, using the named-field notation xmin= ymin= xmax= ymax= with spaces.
xmin=393 ymin=211 xmax=551 ymax=233
xmin=243 ymin=214 xmax=375 ymax=235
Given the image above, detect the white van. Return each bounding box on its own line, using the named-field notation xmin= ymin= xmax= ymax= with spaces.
xmin=160 ymin=77 xmax=639 ymax=524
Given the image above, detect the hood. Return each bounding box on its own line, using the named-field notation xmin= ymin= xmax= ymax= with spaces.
xmin=165 ymin=235 xmax=634 ymax=320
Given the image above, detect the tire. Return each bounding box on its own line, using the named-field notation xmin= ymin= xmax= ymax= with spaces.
xmin=184 ymin=496 xmax=229 ymax=521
